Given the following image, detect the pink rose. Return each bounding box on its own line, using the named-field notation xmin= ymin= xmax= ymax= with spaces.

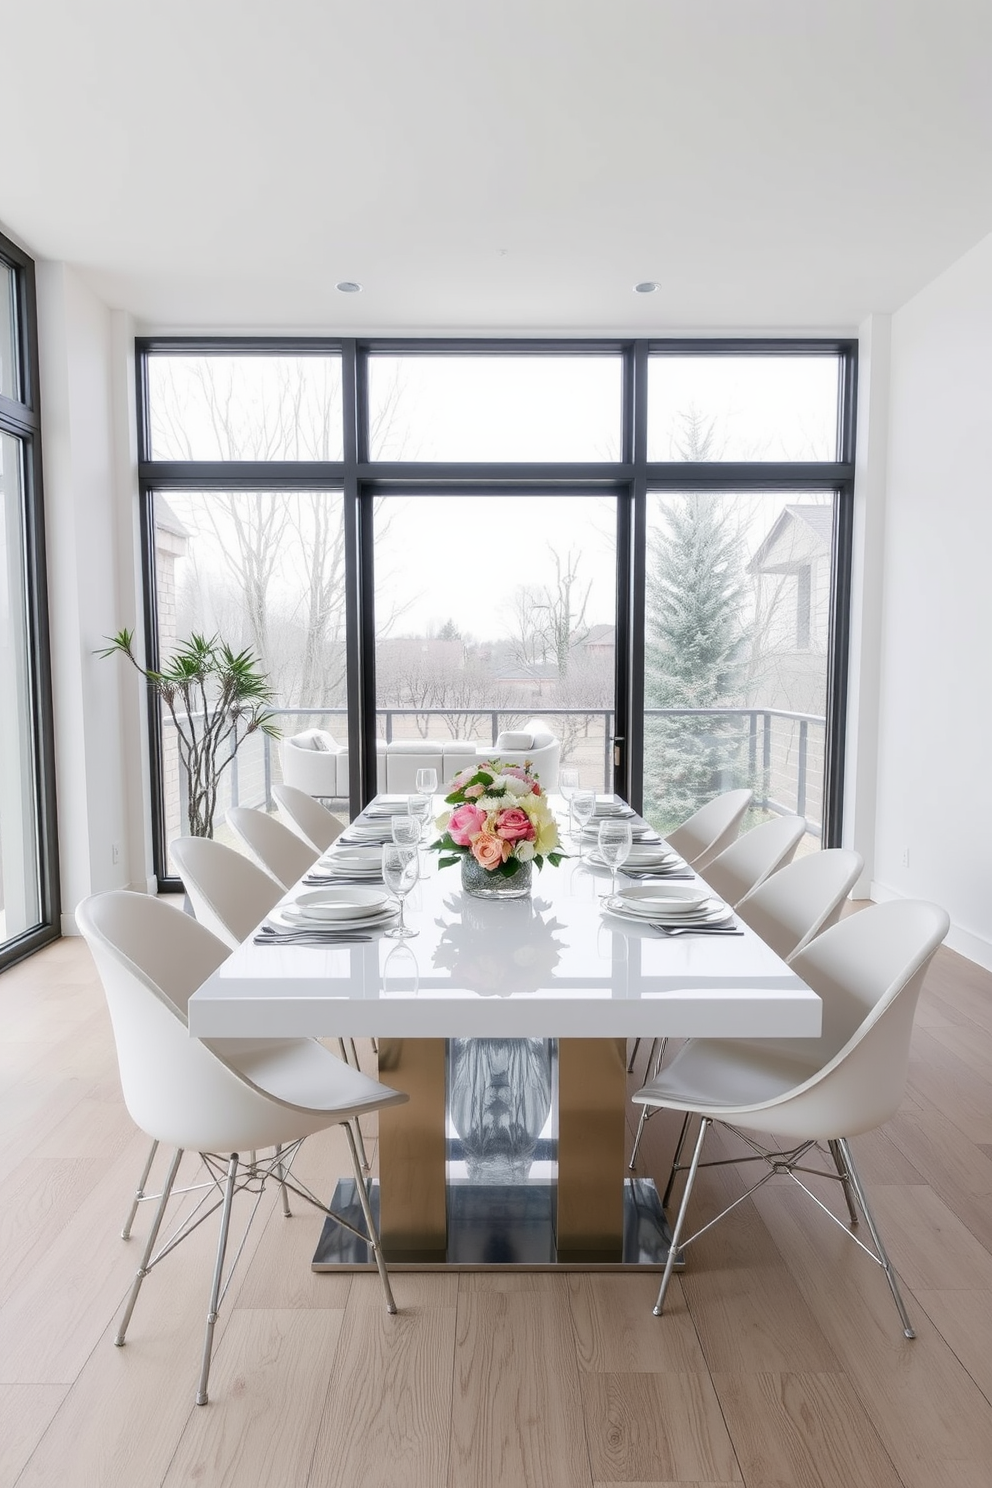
xmin=495 ymin=807 xmax=535 ymax=843
xmin=471 ymin=831 xmax=508 ymax=870
xmin=448 ymin=802 xmax=486 ymax=845
xmin=463 ymin=783 xmax=485 ymax=799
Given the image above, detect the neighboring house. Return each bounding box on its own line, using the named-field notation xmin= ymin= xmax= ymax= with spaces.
xmin=747 ymin=504 xmax=833 ymax=716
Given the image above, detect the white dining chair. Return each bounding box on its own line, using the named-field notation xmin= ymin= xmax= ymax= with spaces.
xmin=664 ymin=788 xmax=753 ymax=871
xmin=171 ymin=831 xmax=374 ymax=1174
xmin=226 ymin=805 xmax=318 ymax=890
xmin=119 ymin=839 xmax=283 ymax=1239
xmin=633 ymin=898 xmax=949 ymax=1334
xmin=171 ymin=835 xmax=282 ymax=950
xmin=627 ymin=845 xmax=866 ymax=1168
xmin=700 ymin=813 xmax=807 ymax=909
xmin=735 ymin=846 xmax=865 ymax=962
xmin=77 ymin=890 xmax=408 ymax=1405
xmin=273 ymin=782 xmax=344 ymax=853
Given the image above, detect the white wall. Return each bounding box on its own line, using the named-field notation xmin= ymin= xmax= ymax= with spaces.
xmin=874 ymin=231 xmax=992 ymax=969
xmin=37 ymin=264 xmax=149 ymax=931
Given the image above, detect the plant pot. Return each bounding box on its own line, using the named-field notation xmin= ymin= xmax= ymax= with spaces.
xmin=460 ymin=855 xmax=533 ymax=900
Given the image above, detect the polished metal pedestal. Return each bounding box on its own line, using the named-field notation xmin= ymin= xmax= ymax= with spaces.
xmin=311 ymin=1035 xmax=676 ymax=1272
xmin=311 ymin=1175 xmax=676 ymax=1271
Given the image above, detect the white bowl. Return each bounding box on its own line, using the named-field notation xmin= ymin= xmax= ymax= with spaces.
xmin=612 ymin=884 xmax=710 ymax=917
xmin=292 ymin=886 xmax=391 ymax=921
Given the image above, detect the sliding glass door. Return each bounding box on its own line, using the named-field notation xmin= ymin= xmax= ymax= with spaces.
xmin=371 ymin=492 xmax=618 ymax=792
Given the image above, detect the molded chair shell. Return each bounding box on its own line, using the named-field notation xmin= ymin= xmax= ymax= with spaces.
xmin=171 ymin=836 xmax=282 ymax=949
xmin=665 ymin=789 xmax=753 ymax=871
xmin=273 ymin=782 xmax=344 ymax=853
xmin=226 ymin=805 xmax=318 ymax=890
xmin=735 ymin=847 xmax=864 ymax=963
xmin=700 ymin=814 xmax=807 ymax=908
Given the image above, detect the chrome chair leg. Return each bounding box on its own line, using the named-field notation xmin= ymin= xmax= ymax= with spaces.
xmin=338 ymin=1038 xmax=371 ymax=1174
xmin=654 ymin=1117 xmax=710 ymax=1316
xmin=275 ymin=1145 xmax=292 ymax=1217
xmin=196 ymin=1153 xmax=239 ymax=1405
xmin=627 ymin=1037 xmax=641 ymax=1074
xmin=116 ymin=1146 xmax=183 ymax=1345
xmin=828 ymin=1139 xmax=859 ymax=1226
xmin=662 ymin=1110 xmax=693 ymax=1209
xmin=837 ymin=1138 xmax=915 ymax=1339
xmin=344 ymin=1121 xmax=397 ymax=1315
xmin=122 ymin=1138 xmax=160 ymax=1238
xmin=628 ymin=1039 xmax=667 ymax=1170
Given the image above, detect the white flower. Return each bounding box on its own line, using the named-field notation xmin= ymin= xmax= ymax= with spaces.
xmin=515 ymin=840 xmax=536 ymax=861
xmin=501 ymin=775 xmax=533 ymax=798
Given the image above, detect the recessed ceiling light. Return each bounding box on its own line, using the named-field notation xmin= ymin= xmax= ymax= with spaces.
xmin=335 ymin=281 xmax=362 ymax=294
xmin=634 ymin=281 xmax=660 ymax=294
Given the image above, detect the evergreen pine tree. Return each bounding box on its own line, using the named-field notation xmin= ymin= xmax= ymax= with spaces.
xmin=644 ymin=412 xmax=750 ymax=829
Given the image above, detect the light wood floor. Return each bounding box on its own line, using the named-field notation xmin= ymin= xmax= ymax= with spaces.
xmin=2 ymin=928 xmax=992 ymax=1488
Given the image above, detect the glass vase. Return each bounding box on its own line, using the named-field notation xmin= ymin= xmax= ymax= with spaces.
xmin=460 ymin=855 xmax=533 ymax=900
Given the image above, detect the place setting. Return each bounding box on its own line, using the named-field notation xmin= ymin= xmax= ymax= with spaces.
xmin=600 ymin=881 xmax=741 ymax=936
xmin=254 ymin=884 xmax=398 ymax=944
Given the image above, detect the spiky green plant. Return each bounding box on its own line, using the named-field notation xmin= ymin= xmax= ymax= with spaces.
xmin=99 ymin=629 xmax=280 ymax=838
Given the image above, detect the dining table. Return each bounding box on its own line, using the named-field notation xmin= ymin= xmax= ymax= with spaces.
xmin=188 ymin=795 xmax=822 ymax=1271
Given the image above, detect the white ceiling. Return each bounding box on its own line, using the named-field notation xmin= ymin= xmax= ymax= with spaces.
xmin=3 ymin=1 xmax=991 ymax=333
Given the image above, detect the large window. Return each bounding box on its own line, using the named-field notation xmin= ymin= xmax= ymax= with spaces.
xmin=138 ymin=339 xmax=854 ymax=888
xmin=0 ymin=232 xmax=59 ymax=967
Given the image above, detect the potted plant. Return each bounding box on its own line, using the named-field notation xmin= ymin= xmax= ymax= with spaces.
xmin=99 ymin=628 xmax=279 ymax=838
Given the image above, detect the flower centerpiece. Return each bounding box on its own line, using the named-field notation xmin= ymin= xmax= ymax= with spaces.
xmin=430 ymin=759 xmax=565 ymax=899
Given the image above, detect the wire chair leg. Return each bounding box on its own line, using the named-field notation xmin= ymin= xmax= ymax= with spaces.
xmin=121 ymin=1138 xmax=160 ymax=1239
xmin=196 ymin=1153 xmax=239 ymax=1405
xmin=343 ymin=1121 xmax=397 ymax=1315
xmin=662 ymin=1111 xmax=693 ymax=1209
xmin=654 ymin=1117 xmax=709 ymax=1317
xmin=837 ymin=1138 xmax=915 ymax=1340
xmin=828 ymin=1139 xmax=859 ymax=1227
xmin=116 ymin=1146 xmax=183 ymax=1346
xmin=627 ymin=1037 xmax=641 ymax=1074
xmin=338 ymin=1040 xmax=371 ymax=1174
xmin=628 ymin=1105 xmax=651 ymax=1170
xmin=275 ymin=1145 xmax=292 ymax=1217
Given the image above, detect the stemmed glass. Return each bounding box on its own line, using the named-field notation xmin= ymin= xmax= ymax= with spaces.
xmin=570 ymin=789 xmax=596 ymax=858
xmin=381 ymin=843 xmax=420 ymax=939
xmin=559 ymin=767 xmax=579 ymax=838
xmin=392 ymin=809 xmax=424 ymax=880
xmin=407 ymin=792 xmax=434 ymax=841
xmin=415 ymin=767 xmax=438 ymax=797
xmin=598 ymin=818 xmax=633 ymax=902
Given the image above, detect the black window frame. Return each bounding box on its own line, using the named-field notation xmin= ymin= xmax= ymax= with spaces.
xmin=0 ymin=228 xmax=60 ymax=970
xmin=137 ymin=336 xmax=856 ymax=890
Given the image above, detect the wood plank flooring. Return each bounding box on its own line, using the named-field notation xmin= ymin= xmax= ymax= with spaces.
xmin=2 ymin=926 xmax=992 ymax=1487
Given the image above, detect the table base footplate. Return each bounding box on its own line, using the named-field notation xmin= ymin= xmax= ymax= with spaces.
xmin=311 ymin=1176 xmax=681 ymax=1271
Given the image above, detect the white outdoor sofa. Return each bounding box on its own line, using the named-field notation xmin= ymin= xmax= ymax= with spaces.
xmin=280 ymin=718 xmax=561 ymax=800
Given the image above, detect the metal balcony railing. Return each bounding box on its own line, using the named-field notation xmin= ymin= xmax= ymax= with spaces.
xmin=166 ymin=703 xmax=826 ymax=841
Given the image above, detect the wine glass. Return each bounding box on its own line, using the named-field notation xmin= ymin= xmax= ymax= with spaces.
xmin=391 ymin=814 xmax=421 ymax=849
xmin=570 ymin=789 xmax=596 ymax=857
xmin=558 ymin=767 xmax=579 ymax=836
xmin=407 ymin=792 xmax=433 ymax=840
xmin=381 ymin=843 xmax=420 ymax=938
xmin=598 ymin=818 xmax=633 ymax=903
xmin=415 ymin=767 xmax=438 ymax=797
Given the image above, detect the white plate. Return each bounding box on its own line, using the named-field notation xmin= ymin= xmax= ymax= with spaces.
xmin=603 ymin=896 xmax=732 ymax=926
xmin=292 ymin=886 xmax=391 ymax=920
xmin=612 ymin=884 xmax=709 ymax=916
xmin=589 ymin=847 xmax=677 ymax=868
xmin=320 ymin=846 xmax=383 ymax=869
xmin=269 ymin=903 xmax=398 ymax=931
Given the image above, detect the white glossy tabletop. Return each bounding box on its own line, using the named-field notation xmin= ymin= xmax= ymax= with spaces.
xmin=188 ymin=798 xmax=821 ymax=1042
